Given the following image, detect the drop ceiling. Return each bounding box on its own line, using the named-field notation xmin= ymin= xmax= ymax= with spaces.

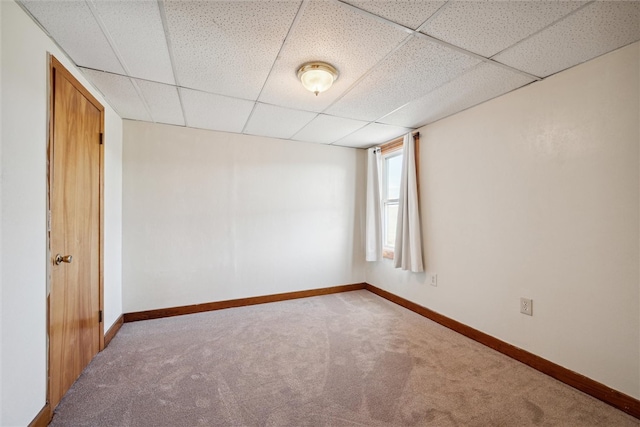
xmin=19 ymin=0 xmax=640 ymax=149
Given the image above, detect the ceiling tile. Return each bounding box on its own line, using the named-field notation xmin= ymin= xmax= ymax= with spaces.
xmin=90 ymin=0 xmax=175 ymax=85
xmin=81 ymin=68 xmax=151 ymax=121
xmin=243 ymin=104 xmax=317 ymax=140
xmin=292 ymin=114 xmax=368 ymax=145
xmin=258 ymin=0 xmax=409 ymax=113
xmin=180 ymin=88 xmax=254 ymax=133
xmin=379 ymin=63 xmax=534 ymax=128
xmin=135 ymin=79 xmax=184 ymax=126
xmin=341 ymin=0 xmax=446 ymax=30
xmin=20 ymin=0 xmax=124 ymax=74
xmin=334 ymin=123 xmax=412 ymax=149
xmin=326 ymin=36 xmax=481 ymax=122
xmin=22 ymin=0 xmax=639 ymax=144
xmin=423 ymin=1 xmax=587 ymax=58
xmin=163 ymin=0 xmax=301 ymax=99
xmin=493 ymin=1 xmax=640 ymax=78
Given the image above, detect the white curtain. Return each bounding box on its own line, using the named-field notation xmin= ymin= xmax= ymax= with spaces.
xmin=394 ymin=133 xmax=424 ymax=272
xmin=365 ymin=147 xmax=382 ymax=261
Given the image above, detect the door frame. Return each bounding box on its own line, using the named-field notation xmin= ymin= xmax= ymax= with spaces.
xmin=47 ymin=54 xmax=105 ymax=409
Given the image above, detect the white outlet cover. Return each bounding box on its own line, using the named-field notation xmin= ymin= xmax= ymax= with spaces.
xmin=520 ymin=298 xmax=533 ymax=316
xmin=430 ymin=274 xmax=438 ymax=287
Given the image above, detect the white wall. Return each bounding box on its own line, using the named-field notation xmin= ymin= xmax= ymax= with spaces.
xmin=0 ymin=1 xmax=123 ymax=425
xmin=123 ymin=121 xmax=365 ymax=313
xmin=104 ymin=109 xmax=123 ymax=329
xmin=0 ymin=1 xmax=4 ymax=421
xmin=367 ymin=42 xmax=640 ymax=399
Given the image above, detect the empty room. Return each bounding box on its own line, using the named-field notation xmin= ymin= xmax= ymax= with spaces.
xmin=1 ymin=0 xmax=639 ymax=426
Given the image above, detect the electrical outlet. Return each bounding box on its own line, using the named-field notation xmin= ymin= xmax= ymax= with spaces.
xmin=520 ymin=298 xmax=533 ymax=316
xmin=430 ymin=274 xmax=437 ymax=287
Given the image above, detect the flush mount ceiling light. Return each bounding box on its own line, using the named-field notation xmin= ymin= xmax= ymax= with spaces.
xmin=297 ymin=62 xmax=338 ymax=96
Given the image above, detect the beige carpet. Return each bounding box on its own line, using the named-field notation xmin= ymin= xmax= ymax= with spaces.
xmin=49 ymin=290 xmax=639 ymax=426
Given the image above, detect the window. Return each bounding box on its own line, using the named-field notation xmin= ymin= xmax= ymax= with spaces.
xmin=381 ymin=147 xmax=403 ymax=259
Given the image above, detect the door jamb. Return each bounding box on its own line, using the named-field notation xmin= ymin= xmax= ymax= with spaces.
xmin=47 ymin=54 xmax=105 ymax=410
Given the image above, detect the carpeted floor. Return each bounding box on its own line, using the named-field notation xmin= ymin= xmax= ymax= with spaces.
xmin=49 ymin=290 xmax=639 ymax=426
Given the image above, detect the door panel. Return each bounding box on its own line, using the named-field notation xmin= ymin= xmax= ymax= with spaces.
xmin=49 ymin=60 xmax=102 ymax=410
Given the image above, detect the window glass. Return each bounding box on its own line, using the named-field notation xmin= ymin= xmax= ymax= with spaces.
xmin=386 ymin=155 xmax=402 ymax=200
xmin=385 ymin=203 xmax=398 ymax=247
xmin=382 ymin=150 xmax=402 ymax=251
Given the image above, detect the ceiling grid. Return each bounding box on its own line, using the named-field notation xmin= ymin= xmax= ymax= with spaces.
xmin=486 ymin=1 xmax=595 ymax=61
xmin=157 ymin=0 xmax=188 ymax=128
xmin=19 ymin=0 xmax=640 ymax=149
xmin=241 ymin=0 xmax=309 ymax=134
xmin=85 ymin=0 xmax=156 ymax=124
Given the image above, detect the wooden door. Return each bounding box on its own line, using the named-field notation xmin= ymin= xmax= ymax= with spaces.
xmin=49 ymin=57 xmax=104 ymax=410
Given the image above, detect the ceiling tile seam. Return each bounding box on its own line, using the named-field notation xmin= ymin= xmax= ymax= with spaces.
xmin=372 ymin=61 xmax=489 ymax=124
xmin=488 ymin=0 xmax=596 ymax=62
xmin=317 ymin=5 xmax=535 ymax=121
xmin=83 ymin=0 xmax=132 ymax=79
xmin=77 ymin=66 xmax=342 ymax=120
xmin=16 ymin=1 xmax=111 ymax=103
xmin=329 ymin=122 xmax=377 ymax=146
xmin=78 ymin=69 xmax=143 ymax=123
xmin=329 ymin=142 xmax=357 ymax=149
xmin=338 ymin=0 xmax=541 ymax=83
xmin=254 ymin=100 xmax=321 ymax=117
xmin=330 ymin=122 xmax=414 ymax=147
xmin=128 ymin=79 xmax=155 ymax=124
xmin=160 ymin=84 xmax=257 ymax=104
xmin=79 ymin=66 xmax=307 ymax=119
xmin=287 ymin=104 xmax=373 ymax=141
xmin=240 ymin=103 xmax=260 ymax=136
xmin=78 ymin=65 xmax=241 ymax=100
xmin=412 ymin=32 xmax=541 ymax=82
xmin=336 ymin=0 xmax=541 ymax=82
xmin=414 ymin=79 xmax=539 ymax=129
xmin=316 ymin=34 xmax=414 ymax=117
xmin=79 ymin=66 xmax=167 ymax=85
xmin=85 ymin=0 xmax=155 ymax=122
xmin=533 ymin=39 xmax=640 ymax=82
xmin=283 ymin=114 xmax=320 ymax=140
xmin=331 ymin=142 xmax=369 ymax=150
xmin=174 ymin=84 xmax=188 ymax=128
xmin=373 ymin=57 xmax=539 ymax=127
xmin=289 ymin=114 xmax=363 ymax=143
xmin=157 ymin=0 xmax=188 ymax=127
xmin=335 ymin=0 xmax=414 ymax=34
xmin=16 ymin=1 xmax=116 ymax=113
xmin=245 ymin=102 xmax=320 ymax=139
xmin=242 ymin=0 xmax=307 ymax=134
xmin=350 ymin=73 xmax=537 ymax=142
xmin=415 ymin=1 xmax=452 ymax=32
xmin=16 ymin=2 xmax=54 ymax=41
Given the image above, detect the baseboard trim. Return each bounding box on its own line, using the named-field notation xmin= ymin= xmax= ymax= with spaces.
xmin=104 ymin=314 xmax=124 ymax=347
xmin=28 ymin=403 xmax=51 ymax=427
xmin=365 ymin=283 xmax=640 ymax=420
xmin=124 ymin=283 xmax=367 ymax=323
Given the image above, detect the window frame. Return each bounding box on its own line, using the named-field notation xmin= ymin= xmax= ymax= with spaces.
xmin=377 ymin=133 xmax=420 ymax=260
xmin=380 ymin=143 xmax=403 ymax=260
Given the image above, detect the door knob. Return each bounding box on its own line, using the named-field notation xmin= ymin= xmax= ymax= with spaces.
xmin=54 ymin=254 xmax=73 ymax=265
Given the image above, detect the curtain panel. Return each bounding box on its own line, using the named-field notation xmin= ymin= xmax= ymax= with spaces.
xmin=365 ymin=147 xmax=382 ymax=261
xmin=394 ymin=133 xmax=424 ymax=272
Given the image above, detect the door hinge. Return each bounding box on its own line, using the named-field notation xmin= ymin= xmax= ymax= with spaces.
xmin=99 ymin=132 xmax=103 ymax=145
xmin=99 ymin=310 xmax=103 ymax=323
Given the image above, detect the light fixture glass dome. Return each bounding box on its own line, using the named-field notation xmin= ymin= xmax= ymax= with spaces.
xmin=297 ymin=62 xmax=338 ymax=96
